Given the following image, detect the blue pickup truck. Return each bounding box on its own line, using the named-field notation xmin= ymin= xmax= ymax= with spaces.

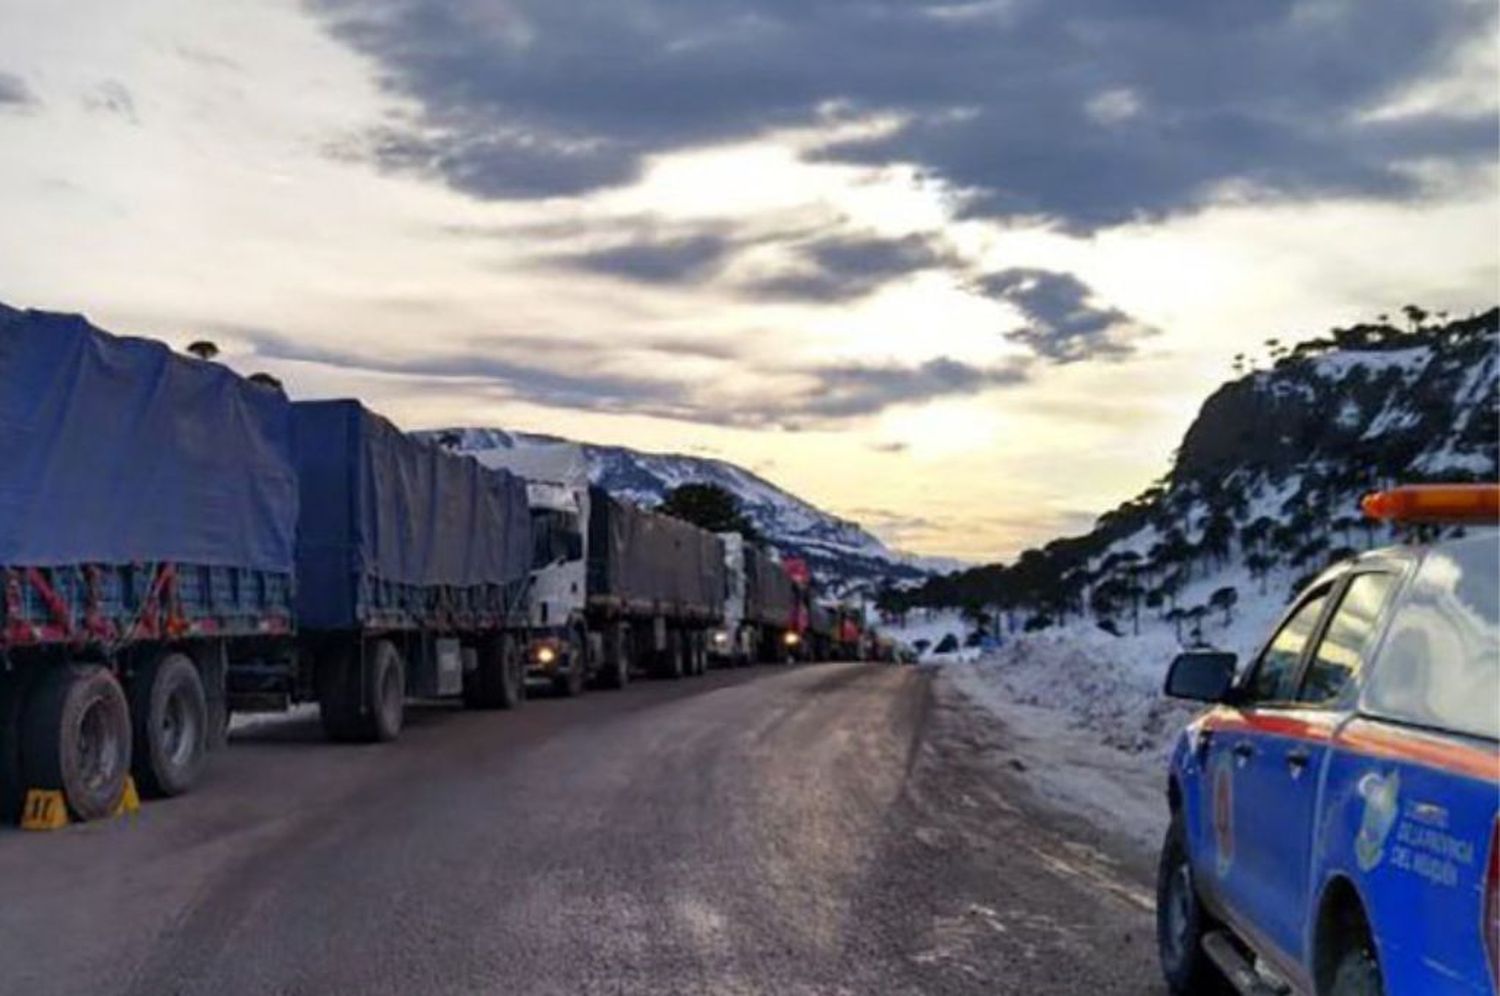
xmin=1157 ymin=486 xmax=1499 ymax=996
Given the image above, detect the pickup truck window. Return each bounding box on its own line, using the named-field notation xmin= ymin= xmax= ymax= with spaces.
xmin=1244 ymin=584 xmax=1332 ymax=704
xmin=1297 ymin=572 xmax=1399 ymax=705
xmin=1364 ymin=536 xmax=1500 ymax=740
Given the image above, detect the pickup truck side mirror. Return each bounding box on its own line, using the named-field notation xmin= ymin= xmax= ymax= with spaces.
xmin=1164 ymin=651 xmax=1238 ymax=703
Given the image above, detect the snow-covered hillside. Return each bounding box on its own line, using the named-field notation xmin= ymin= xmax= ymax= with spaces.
xmin=420 ymin=427 xmax=940 ymax=595
xmin=909 ymin=308 xmax=1498 ymax=634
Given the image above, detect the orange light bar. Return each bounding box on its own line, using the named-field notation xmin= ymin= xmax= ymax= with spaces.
xmin=1361 ymin=484 xmax=1500 ymax=524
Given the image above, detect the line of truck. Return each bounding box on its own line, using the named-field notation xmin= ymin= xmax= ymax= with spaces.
xmin=0 ymin=305 xmax=883 ymax=825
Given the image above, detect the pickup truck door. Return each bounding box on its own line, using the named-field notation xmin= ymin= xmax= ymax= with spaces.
xmin=1253 ymin=571 xmax=1401 ymax=962
xmin=1208 ymin=583 xmax=1335 ymax=963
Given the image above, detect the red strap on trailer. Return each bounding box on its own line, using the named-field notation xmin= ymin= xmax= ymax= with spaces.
xmin=24 ymin=567 xmax=73 ymax=642
xmin=3 ymin=569 xmax=35 ymax=646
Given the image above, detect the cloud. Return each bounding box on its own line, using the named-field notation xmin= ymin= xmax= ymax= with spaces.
xmin=787 ymin=356 xmax=1031 ymax=420
xmin=977 ymin=268 xmax=1154 ymax=363
xmin=0 ymin=71 xmax=37 ymax=110
xmin=745 ymin=233 xmax=951 ymax=302
xmin=83 ymin=80 xmax=138 ymax=122
xmin=235 ymin=326 xmax=1027 ymax=428
xmin=308 ymin=0 xmax=1496 ymax=230
xmin=558 ymin=232 xmax=735 ymax=284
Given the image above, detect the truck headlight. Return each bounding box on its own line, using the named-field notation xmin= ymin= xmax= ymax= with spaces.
xmin=783 ymin=631 xmax=801 ymax=647
xmin=535 ymin=645 xmax=557 ymax=665
xmin=713 ymin=630 xmax=729 ymax=646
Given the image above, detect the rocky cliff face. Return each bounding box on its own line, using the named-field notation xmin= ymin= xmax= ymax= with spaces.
xmin=1176 ymin=310 xmax=1497 ymax=484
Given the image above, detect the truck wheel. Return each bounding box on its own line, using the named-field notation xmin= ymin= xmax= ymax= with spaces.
xmin=658 ymin=631 xmax=685 ymax=680
xmin=465 ymin=634 xmax=523 ymax=710
xmin=0 ymin=671 xmax=29 ymax=823
xmin=692 ymin=633 xmax=708 ymax=676
xmin=599 ymin=625 xmax=630 ymax=690
xmin=129 ymin=652 xmax=208 ymax=797
xmin=317 ymin=645 xmax=363 ymax=742
xmin=365 ymin=640 xmax=405 ymax=742
xmin=498 ymin=634 xmax=524 ymax=709
xmin=554 ymin=658 xmax=585 ymax=698
xmin=1157 ymin=812 xmax=1230 ymax=995
xmin=22 ymin=665 xmax=131 ymax=822
xmin=1328 ymin=945 xmax=1383 ymax=996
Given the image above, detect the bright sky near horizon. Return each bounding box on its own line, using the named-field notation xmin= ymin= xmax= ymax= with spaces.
xmin=0 ymin=0 xmax=1495 ymax=560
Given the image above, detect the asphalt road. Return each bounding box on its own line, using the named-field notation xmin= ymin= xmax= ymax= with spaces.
xmin=0 ymin=663 xmax=1164 ymax=995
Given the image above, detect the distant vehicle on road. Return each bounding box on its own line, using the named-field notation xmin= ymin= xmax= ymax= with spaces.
xmin=1157 ymin=484 xmax=1499 ymax=996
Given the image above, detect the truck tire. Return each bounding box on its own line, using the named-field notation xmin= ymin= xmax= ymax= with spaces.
xmin=129 ymin=652 xmax=208 ymax=798
xmin=364 ymin=640 xmax=405 ymax=742
xmin=1156 ymin=812 xmax=1230 ymax=995
xmin=317 ymin=645 xmax=363 ymax=743
xmin=22 ymin=665 xmax=131 ymax=822
xmin=599 ymin=624 xmax=630 ymax=690
xmin=0 ymin=671 xmax=28 ymax=823
xmin=691 ymin=632 xmax=708 ymax=676
xmin=553 ymin=649 xmax=586 ymax=698
xmin=464 ymin=633 xmax=523 ymax=710
xmin=658 ymin=631 xmax=685 ymax=680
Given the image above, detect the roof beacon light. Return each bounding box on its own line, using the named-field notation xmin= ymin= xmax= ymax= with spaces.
xmin=1361 ymin=484 xmax=1500 ymax=524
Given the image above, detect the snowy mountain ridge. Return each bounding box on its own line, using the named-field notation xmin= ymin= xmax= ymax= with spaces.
xmin=418 ymin=427 xmax=942 ymax=595
xmin=902 ymin=308 xmax=1499 ymax=644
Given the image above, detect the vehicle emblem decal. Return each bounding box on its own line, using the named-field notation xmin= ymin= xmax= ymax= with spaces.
xmin=1355 ymin=770 xmax=1401 ymax=873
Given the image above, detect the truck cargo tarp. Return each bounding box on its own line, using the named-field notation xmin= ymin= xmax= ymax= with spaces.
xmin=292 ymin=401 xmax=531 ymax=629
xmin=0 ymin=306 xmax=297 ymax=571
xmin=745 ymin=545 xmax=795 ymax=628
xmin=588 ymin=487 xmax=725 ymax=615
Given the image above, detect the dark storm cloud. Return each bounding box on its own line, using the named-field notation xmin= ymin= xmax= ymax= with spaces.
xmin=794 ymin=356 xmax=1031 ymax=419
xmin=976 ymin=268 xmax=1152 ymax=363
xmin=0 ymin=71 xmax=37 ymax=110
xmin=237 ymin=327 xmax=1027 ymax=427
xmin=561 ymin=233 xmax=737 ymax=284
xmin=308 ymin=0 xmax=1495 ymax=230
xmin=746 ymin=233 xmax=951 ymax=302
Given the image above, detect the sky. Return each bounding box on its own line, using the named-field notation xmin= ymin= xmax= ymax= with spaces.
xmin=0 ymin=0 xmax=1495 ymax=561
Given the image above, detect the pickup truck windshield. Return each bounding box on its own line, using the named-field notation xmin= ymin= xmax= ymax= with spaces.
xmin=1363 ymin=535 xmax=1500 ymax=740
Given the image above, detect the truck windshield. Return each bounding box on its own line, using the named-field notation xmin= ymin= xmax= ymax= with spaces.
xmin=530 ymin=509 xmax=581 ymax=569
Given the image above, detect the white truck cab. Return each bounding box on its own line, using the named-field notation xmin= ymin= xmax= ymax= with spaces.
xmin=465 ymin=443 xmax=593 ymax=695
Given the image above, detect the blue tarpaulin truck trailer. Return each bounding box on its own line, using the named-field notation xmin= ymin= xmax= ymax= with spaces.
xmin=0 ymin=309 xmax=534 ymax=823
xmin=0 ymin=306 xmax=298 ymax=821
xmin=226 ymin=400 xmax=533 ymax=742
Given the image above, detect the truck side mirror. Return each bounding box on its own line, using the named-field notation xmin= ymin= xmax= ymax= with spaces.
xmin=1164 ymin=651 xmax=1237 ymax=703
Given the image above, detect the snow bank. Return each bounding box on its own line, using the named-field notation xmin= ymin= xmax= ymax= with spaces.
xmin=930 ymin=601 xmax=1290 ymax=853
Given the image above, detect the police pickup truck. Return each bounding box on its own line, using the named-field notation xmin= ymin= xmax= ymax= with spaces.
xmin=1157 ymin=485 xmax=1499 ymax=996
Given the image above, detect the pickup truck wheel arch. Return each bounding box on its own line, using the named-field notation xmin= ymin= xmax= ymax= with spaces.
xmin=1313 ymin=878 xmax=1384 ymax=996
